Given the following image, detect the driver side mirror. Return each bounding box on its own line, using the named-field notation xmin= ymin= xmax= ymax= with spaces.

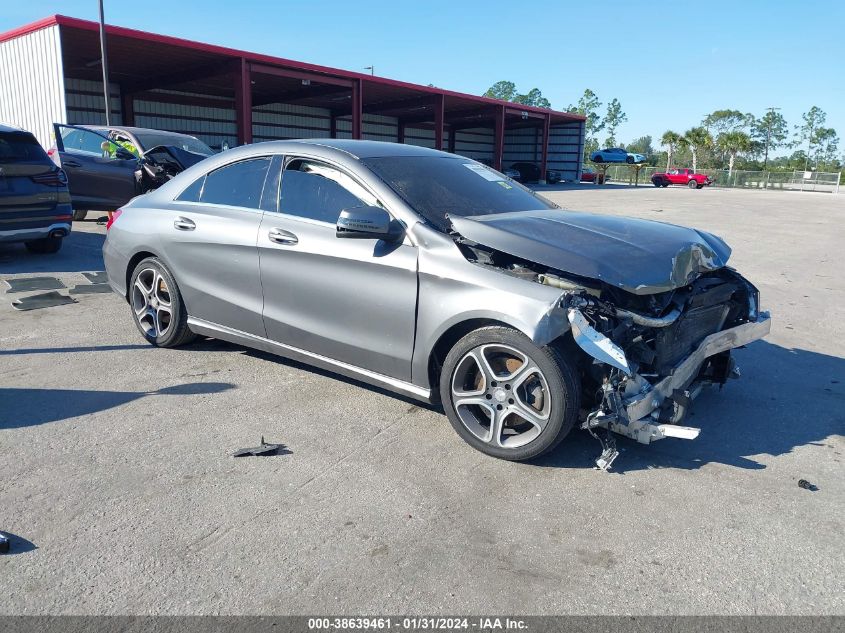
xmin=336 ymin=206 xmax=403 ymax=241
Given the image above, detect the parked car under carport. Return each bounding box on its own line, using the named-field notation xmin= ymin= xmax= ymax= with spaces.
xmin=49 ymin=124 xmax=214 ymax=219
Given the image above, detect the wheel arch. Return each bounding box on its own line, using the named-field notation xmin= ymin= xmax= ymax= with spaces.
xmin=125 ymin=250 xmax=160 ymax=301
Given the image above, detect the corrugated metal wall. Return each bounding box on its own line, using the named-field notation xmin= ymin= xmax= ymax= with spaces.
xmin=453 ymin=128 xmax=494 ymax=162
xmin=503 ymin=127 xmax=538 ymax=166
xmin=65 ymin=77 xmax=121 ymax=125
xmin=0 ymin=25 xmax=66 ymax=148
xmin=548 ymin=121 xmax=585 ymax=181
xmin=134 ymin=90 xmax=236 ymax=150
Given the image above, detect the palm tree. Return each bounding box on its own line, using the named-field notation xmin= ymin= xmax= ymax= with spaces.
xmin=661 ymin=130 xmax=682 ymax=171
xmin=679 ymin=126 xmax=713 ymax=173
xmin=717 ymin=131 xmax=752 ymax=177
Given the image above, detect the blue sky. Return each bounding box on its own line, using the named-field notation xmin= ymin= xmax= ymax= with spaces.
xmin=3 ymin=1 xmax=843 ymax=155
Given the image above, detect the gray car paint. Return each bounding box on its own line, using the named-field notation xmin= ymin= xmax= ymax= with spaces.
xmin=101 ymin=139 xmax=739 ymax=402
xmin=449 ymin=210 xmax=732 ymax=295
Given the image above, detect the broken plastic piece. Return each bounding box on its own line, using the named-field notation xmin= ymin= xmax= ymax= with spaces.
xmin=798 ymin=479 xmax=818 ymax=492
xmin=11 ymin=291 xmax=77 ymax=311
xmin=4 ymin=276 xmax=66 ymax=293
xmin=82 ymin=271 xmax=109 ymax=284
xmin=69 ymin=283 xmax=112 ymax=295
xmin=596 ymin=447 xmax=619 ymax=471
xmin=568 ymin=307 xmax=631 ymax=376
xmin=232 ymin=436 xmax=290 ymax=457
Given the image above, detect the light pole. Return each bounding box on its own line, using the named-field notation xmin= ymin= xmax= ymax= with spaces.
xmin=763 ymin=106 xmax=780 ymax=170
xmin=364 ymin=66 xmax=374 ymax=76
xmin=98 ymin=0 xmax=111 ymax=125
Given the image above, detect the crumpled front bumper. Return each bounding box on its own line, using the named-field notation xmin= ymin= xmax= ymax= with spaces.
xmin=573 ymin=310 xmax=772 ymax=448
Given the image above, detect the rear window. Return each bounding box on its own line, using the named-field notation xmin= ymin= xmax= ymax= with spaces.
xmin=362 ymin=156 xmax=556 ymax=231
xmin=0 ymin=132 xmax=49 ymax=162
xmin=132 ymin=132 xmax=213 ymax=156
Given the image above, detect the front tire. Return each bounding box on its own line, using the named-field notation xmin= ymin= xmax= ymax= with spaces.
xmin=626 ymin=156 xmax=634 ymax=164
xmin=129 ymin=257 xmax=196 ymax=347
xmin=24 ymin=237 xmax=62 ymax=254
xmin=439 ymin=326 xmax=580 ymax=461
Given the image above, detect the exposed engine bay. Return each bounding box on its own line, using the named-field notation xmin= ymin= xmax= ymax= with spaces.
xmin=137 ymin=145 xmax=208 ymax=193
xmin=456 ymin=236 xmax=771 ymax=470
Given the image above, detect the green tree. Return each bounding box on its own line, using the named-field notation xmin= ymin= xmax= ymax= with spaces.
xmin=603 ymin=98 xmax=627 ymax=146
xmin=513 ymin=88 xmax=551 ymax=108
xmin=660 ymin=130 xmax=683 ymax=171
xmin=702 ymin=109 xmax=753 ymax=136
xmin=717 ymin=131 xmax=753 ymax=176
xmin=566 ymin=89 xmax=605 ymax=162
xmin=794 ymin=106 xmax=826 ymax=170
xmin=679 ymin=127 xmax=713 ymax=173
xmin=751 ymin=110 xmax=789 ymax=168
xmin=483 ymin=81 xmax=517 ymax=102
xmin=813 ymin=127 xmax=840 ymax=169
xmin=625 ymin=135 xmax=653 ymax=156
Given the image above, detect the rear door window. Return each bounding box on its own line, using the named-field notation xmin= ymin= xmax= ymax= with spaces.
xmin=196 ymin=157 xmax=272 ymax=209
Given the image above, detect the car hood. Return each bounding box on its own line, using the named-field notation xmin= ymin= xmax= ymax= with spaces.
xmin=449 ymin=209 xmax=732 ymax=295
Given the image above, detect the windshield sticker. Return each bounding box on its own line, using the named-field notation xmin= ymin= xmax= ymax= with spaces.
xmin=463 ymin=163 xmax=505 ymax=182
xmin=496 ymin=181 xmax=513 ymax=189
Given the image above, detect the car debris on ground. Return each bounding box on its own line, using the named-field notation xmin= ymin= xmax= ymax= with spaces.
xmin=4 ymin=276 xmax=66 ymax=293
xmin=11 ymin=291 xmax=77 ymax=311
xmin=232 ymin=437 xmax=290 ymax=457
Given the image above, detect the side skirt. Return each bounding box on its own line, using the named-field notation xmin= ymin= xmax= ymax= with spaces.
xmin=187 ymin=317 xmax=433 ymax=404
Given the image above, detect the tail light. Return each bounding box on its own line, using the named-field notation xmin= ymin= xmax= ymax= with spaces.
xmin=106 ymin=209 xmax=123 ymax=230
xmin=30 ymin=169 xmax=67 ymax=186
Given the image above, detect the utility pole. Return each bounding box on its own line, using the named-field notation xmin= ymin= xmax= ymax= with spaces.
xmin=364 ymin=66 xmax=374 ymax=76
xmin=98 ymin=0 xmax=111 ymax=125
xmin=763 ymin=106 xmax=780 ymax=170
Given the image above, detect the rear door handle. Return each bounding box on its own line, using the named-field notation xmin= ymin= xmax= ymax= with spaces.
xmin=174 ymin=217 xmax=196 ymax=231
xmin=268 ymin=228 xmax=298 ymax=245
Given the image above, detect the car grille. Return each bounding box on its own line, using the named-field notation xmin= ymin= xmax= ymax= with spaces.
xmin=654 ymin=303 xmax=730 ymax=374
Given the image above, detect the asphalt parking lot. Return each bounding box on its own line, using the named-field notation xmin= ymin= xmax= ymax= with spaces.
xmin=1 ymin=185 xmax=843 ymax=615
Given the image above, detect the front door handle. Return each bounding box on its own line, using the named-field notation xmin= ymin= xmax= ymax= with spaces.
xmin=62 ymin=159 xmax=81 ymax=168
xmin=174 ymin=217 xmax=196 ymax=231
xmin=268 ymin=228 xmax=298 ymax=245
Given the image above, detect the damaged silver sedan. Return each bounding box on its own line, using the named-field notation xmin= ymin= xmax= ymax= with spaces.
xmin=103 ymin=140 xmax=770 ymax=468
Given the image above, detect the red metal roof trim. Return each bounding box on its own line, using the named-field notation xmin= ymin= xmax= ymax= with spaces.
xmin=0 ymin=14 xmax=585 ymax=122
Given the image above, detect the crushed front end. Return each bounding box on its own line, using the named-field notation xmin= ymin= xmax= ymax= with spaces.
xmin=555 ymin=269 xmax=771 ymax=469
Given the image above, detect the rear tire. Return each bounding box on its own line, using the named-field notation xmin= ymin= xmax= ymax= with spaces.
xmin=72 ymin=209 xmax=87 ymax=221
xmin=593 ymin=156 xmax=604 ymax=163
xmin=688 ymin=180 xmax=698 ymax=189
xmin=24 ymin=237 xmax=62 ymax=254
xmin=439 ymin=326 xmax=580 ymax=461
xmin=652 ymin=178 xmax=662 ymax=187
xmin=129 ymin=257 xmax=196 ymax=348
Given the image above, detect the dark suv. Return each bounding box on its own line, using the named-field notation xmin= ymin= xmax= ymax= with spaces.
xmin=0 ymin=124 xmax=72 ymax=254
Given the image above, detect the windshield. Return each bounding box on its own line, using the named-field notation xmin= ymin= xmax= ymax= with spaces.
xmin=362 ymin=156 xmax=556 ymax=231
xmin=132 ymin=132 xmax=213 ymax=156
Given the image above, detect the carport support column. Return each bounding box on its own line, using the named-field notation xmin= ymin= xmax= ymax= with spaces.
xmin=330 ymin=114 xmax=337 ymax=138
xmin=398 ymin=121 xmax=405 ymax=144
xmin=493 ymin=105 xmax=505 ymax=171
xmin=539 ymin=113 xmax=550 ymax=185
xmin=352 ymin=79 xmax=363 ymax=140
xmin=433 ymin=94 xmax=445 ymax=150
xmin=234 ymin=58 xmax=252 ymax=145
xmin=448 ymin=126 xmax=456 ymax=154
xmin=121 ymin=89 xmax=135 ymax=127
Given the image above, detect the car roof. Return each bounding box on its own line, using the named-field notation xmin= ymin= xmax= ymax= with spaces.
xmin=0 ymin=123 xmax=32 ymax=134
xmin=86 ymin=125 xmax=200 ymax=140
xmin=287 ymin=139 xmax=448 ymax=159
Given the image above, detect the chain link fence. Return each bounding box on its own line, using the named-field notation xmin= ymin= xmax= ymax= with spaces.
xmin=598 ymin=165 xmax=842 ymax=193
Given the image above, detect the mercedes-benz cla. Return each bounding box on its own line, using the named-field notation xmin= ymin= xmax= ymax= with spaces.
xmin=103 ymin=140 xmax=770 ymax=468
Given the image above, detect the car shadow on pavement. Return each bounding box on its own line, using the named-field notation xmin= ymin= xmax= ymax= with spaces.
xmin=0 ymin=230 xmax=106 ymax=275
xmin=0 ymin=382 xmax=235 ymax=429
xmin=185 ymin=336 xmax=442 ymax=411
xmin=534 ymin=340 xmax=845 ymax=473
xmin=0 ymin=344 xmax=149 ymax=356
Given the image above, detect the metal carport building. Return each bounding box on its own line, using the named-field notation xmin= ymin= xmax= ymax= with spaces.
xmin=0 ymin=15 xmax=586 ymax=182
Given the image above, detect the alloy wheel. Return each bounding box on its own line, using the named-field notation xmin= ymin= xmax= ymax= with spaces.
xmin=450 ymin=344 xmax=551 ymax=449
xmin=131 ymin=268 xmax=173 ymax=338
